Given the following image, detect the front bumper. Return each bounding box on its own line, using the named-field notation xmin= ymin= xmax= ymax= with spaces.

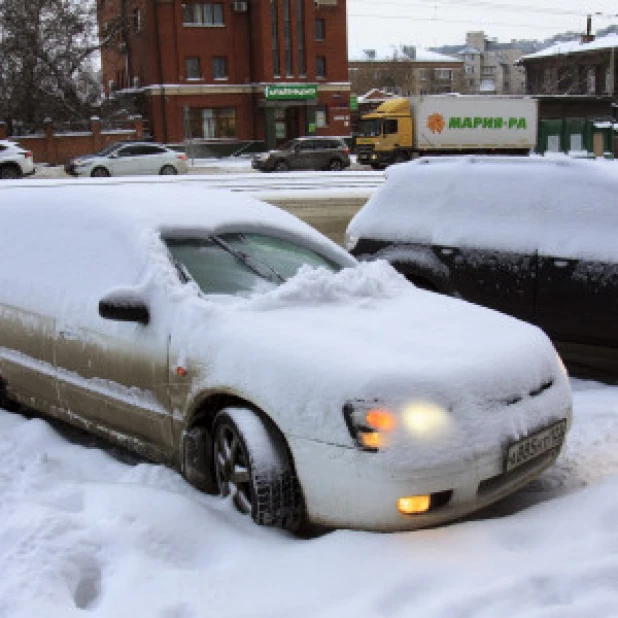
xmin=251 ymin=158 xmax=272 ymax=172
xmin=288 ymin=430 xmax=566 ymax=532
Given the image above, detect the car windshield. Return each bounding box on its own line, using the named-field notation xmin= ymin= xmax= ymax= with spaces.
xmin=280 ymin=140 xmax=298 ymax=152
xmin=358 ymin=119 xmax=381 ymax=137
xmin=165 ymin=233 xmax=341 ymax=296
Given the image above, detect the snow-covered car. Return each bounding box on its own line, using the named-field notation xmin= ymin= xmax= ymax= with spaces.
xmin=0 ymin=139 xmax=35 ymax=179
xmin=0 ymin=182 xmax=572 ymax=532
xmin=65 ymin=141 xmax=188 ymax=177
xmin=345 ymin=156 xmax=618 ymax=379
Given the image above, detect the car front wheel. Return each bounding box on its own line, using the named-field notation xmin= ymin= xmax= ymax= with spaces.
xmin=213 ymin=407 xmax=303 ymax=530
xmin=160 ymin=165 xmax=177 ymax=175
xmin=273 ymin=160 xmax=289 ymax=172
xmin=91 ymin=167 xmax=110 ymax=177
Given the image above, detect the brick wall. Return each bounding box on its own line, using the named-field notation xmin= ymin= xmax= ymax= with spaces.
xmin=0 ymin=117 xmax=145 ymax=165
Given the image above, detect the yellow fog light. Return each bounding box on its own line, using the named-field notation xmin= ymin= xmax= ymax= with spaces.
xmin=397 ymin=495 xmax=431 ymax=515
xmin=359 ymin=431 xmax=386 ymax=450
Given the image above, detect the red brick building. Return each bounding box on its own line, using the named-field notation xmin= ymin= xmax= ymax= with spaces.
xmin=98 ymin=0 xmax=350 ymax=149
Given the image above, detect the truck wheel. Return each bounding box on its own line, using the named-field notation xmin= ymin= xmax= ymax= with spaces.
xmin=213 ymin=407 xmax=303 ymax=530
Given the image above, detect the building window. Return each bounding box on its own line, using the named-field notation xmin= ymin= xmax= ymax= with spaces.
xmin=188 ymin=108 xmax=236 ymax=139
xmin=316 ymin=105 xmax=328 ymax=127
xmin=481 ymin=66 xmax=495 ymax=76
xmin=316 ymin=56 xmax=326 ymax=78
xmin=315 ymin=18 xmax=325 ymax=41
xmin=465 ymin=65 xmax=474 ymax=75
xmin=133 ymin=8 xmax=142 ymax=32
xmin=587 ymin=68 xmax=596 ymax=94
xmin=283 ymin=0 xmax=292 ymax=76
xmin=434 ymin=68 xmax=452 ymax=80
xmin=182 ymin=3 xmax=224 ymax=26
xmin=212 ymin=56 xmax=227 ymax=79
xmin=297 ymin=0 xmax=306 ymax=75
xmin=185 ymin=57 xmax=201 ymax=79
xmin=271 ymin=0 xmax=280 ymax=76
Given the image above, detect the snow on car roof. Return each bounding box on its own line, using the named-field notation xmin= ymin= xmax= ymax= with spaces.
xmin=0 ymin=181 xmax=351 ymax=258
xmin=347 ymin=156 xmax=618 ymax=262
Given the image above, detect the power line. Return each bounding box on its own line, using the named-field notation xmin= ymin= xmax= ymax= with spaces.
xmin=349 ymin=0 xmax=618 ymax=21
xmin=347 ymin=13 xmax=592 ymax=32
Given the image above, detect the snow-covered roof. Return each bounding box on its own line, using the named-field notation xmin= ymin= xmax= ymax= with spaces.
xmin=349 ymin=44 xmax=461 ymax=64
xmin=348 ymin=156 xmax=618 ymax=263
xmin=521 ymin=33 xmax=618 ymax=61
xmin=458 ymin=46 xmax=482 ymax=56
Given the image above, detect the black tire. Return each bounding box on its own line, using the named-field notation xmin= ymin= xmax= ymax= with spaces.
xmin=160 ymin=164 xmax=177 ymax=175
xmin=213 ymin=407 xmax=303 ymax=530
xmin=370 ymin=162 xmax=383 ymax=171
xmin=273 ymin=160 xmax=289 ymax=172
xmin=327 ymin=158 xmax=344 ymax=171
xmin=91 ymin=167 xmax=110 ymax=177
xmin=0 ymin=164 xmax=22 ymax=180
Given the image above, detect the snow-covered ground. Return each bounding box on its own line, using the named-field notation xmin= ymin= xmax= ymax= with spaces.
xmin=1 ymin=377 xmax=617 ymax=617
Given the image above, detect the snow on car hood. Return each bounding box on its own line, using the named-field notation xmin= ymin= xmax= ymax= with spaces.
xmin=172 ymin=261 xmax=571 ymax=464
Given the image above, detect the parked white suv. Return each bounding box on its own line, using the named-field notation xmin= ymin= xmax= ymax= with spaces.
xmin=65 ymin=141 xmax=188 ymax=177
xmin=0 ymin=140 xmax=35 ymax=179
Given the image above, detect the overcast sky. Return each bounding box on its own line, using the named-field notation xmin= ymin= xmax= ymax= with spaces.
xmin=347 ymin=0 xmax=618 ymax=54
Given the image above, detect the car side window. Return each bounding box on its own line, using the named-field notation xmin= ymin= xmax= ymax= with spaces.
xmin=139 ymin=145 xmax=166 ymax=156
xmin=298 ymin=141 xmax=313 ymax=151
xmin=116 ymin=146 xmax=137 ymax=157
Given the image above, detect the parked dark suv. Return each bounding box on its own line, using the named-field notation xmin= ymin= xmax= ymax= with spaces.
xmin=252 ymin=137 xmax=351 ymax=172
xmin=346 ymin=156 xmax=618 ymax=380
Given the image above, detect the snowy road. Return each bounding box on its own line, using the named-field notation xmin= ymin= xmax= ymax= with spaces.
xmin=1 ymin=378 xmax=618 ymax=617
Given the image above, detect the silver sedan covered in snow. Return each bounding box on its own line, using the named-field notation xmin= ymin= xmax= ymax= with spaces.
xmin=0 ymin=182 xmax=572 ymax=532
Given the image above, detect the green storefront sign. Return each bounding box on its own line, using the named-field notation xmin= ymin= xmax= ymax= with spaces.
xmin=350 ymin=94 xmax=358 ymax=111
xmin=264 ymin=84 xmax=318 ymax=100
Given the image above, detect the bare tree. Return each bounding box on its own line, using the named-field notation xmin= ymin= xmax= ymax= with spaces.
xmin=0 ymin=0 xmax=120 ymax=130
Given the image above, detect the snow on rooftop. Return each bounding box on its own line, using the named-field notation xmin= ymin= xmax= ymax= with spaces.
xmin=521 ymin=33 xmax=618 ymax=61
xmin=349 ymin=44 xmax=461 ymax=64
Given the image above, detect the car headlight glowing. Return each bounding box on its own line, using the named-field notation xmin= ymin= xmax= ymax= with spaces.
xmin=343 ymin=403 xmax=398 ymax=451
xmin=402 ymin=401 xmax=450 ymax=438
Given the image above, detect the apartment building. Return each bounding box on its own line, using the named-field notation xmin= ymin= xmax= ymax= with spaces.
xmin=348 ymin=45 xmax=464 ymax=97
xmin=98 ymin=0 xmax=350 ymax=148
xmin=435 ymin=31 xmax=532 ymax=94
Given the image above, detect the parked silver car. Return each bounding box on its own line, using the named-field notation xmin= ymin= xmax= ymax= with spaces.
xmin=0 ymin=182 xmax=571 ymax=533
xmin=65 ymin=141 xmax=188 ymax=177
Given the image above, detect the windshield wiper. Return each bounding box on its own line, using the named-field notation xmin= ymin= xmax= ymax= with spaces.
xmin=211 ymin=236 xmax=285 ymax=284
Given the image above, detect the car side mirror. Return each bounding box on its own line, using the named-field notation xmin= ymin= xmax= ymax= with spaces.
xmin=294 ymin=144 xmax=301 ymax=153
xmin=99 ymin=288 xmax=150 ymax=324
xmin=108 ymin=152 xmax=118 ymax=159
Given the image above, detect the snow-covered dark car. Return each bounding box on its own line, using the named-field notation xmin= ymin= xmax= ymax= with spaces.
xmin=346 ymin=156 xmax=618 ymax=380
xmin=0 ymin=182 xmax=571 ymax=533
xmin=252 ymin=137 xmax=351 ymax=172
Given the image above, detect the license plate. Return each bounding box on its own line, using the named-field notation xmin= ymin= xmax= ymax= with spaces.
xmin=505 ymin=419 xmax=567 ymax=473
